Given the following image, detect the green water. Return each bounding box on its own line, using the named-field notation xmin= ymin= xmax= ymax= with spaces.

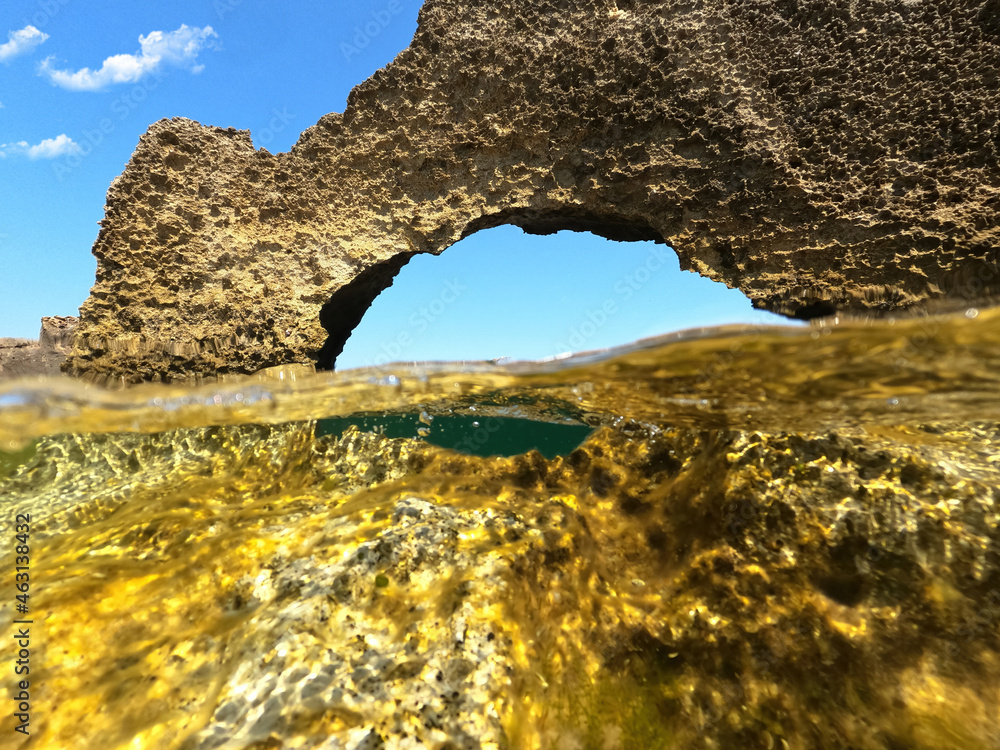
xmin=316 ymin=414 xmax=593 ymax=458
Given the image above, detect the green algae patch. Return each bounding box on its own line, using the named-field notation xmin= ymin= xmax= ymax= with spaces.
xmin=0 ymin=439 xmax=37 ymax=480
xmin=503 ymin=644 xmax=681 ymax=750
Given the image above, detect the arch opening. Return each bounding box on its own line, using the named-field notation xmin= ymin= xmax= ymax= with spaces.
xmin=328 ymin=224 xmax=801 ymax=371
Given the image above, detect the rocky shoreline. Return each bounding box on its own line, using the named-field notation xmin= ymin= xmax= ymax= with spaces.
xmin=2 ymin=2 xmax=999 ymax=749
xmin=0 ymin=316 xmax=76 ymax=379
xmin=4 ymin=417 xmax=999 ymax=749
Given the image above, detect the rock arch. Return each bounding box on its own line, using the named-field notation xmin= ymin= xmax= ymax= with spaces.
xmin=318 ymin=207 xmax=670 ymax=369
xmin=67 ymin=0 xmax=1000 ymax=382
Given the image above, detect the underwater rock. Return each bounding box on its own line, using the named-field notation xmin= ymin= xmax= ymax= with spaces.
xmin=0 ymin=316 xmax=76 ymax=379
xmin=65 ymin=0 xmax=1000 ymax=382
xmin=4 ymin=420 xmax=999 ymax=748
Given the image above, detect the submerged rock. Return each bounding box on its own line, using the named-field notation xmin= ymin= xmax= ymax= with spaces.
xmin=66 ymin=0 xmax=1000 ymax=382
xmin=4 ymin=419 xmax=999 ymax=748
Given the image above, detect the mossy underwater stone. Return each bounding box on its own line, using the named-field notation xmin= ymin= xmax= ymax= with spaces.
xmin=4 ymin=421 xmax=999 ymax=748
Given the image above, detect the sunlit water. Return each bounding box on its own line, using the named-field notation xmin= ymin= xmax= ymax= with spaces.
xmin=2 ymin=310 xmax=999 ymax=749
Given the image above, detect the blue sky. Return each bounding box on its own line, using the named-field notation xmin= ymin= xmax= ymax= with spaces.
xmin=0 ymin=1 xmax=799 ymax=366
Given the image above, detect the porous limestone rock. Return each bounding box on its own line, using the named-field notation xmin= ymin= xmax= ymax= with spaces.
xmin=67 ymin=0 xmax=1000 ymax=381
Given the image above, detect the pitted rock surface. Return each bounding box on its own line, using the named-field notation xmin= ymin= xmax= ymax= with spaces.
xmin=68 ymin=0 xmax=1000 ymax=381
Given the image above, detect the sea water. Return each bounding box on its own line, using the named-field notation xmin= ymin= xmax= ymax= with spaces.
xmin=1 ymin=311 xmax=999 ymax=749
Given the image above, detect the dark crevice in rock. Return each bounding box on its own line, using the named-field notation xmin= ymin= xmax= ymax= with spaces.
xmin=786 ymin=298 xmax=840 ymax=321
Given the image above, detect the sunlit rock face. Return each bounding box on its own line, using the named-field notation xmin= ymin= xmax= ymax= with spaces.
xmin=66 ymin=0 xmax=1000 ymax=382
xmin=4 ymin=418 xmax=999 ymax=749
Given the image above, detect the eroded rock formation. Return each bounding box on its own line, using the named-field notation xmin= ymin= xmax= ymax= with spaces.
xmin=67 ymin=0 xmax=1000 ymax=381
xmin=0 ymin=316 xmax=77 ymax=379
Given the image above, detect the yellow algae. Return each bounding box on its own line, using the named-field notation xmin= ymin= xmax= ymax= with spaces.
xmin=2 ymin=316 xmax=1000 ymax=747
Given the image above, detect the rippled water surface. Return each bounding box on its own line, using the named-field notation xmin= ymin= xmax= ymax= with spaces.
xmin=3 ymin=309 xmax=1000 ymax=447
xmin=2 ymin=310 xmax=999 ymax=749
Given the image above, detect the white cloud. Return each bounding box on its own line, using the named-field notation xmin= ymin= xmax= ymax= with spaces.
xmin=1 ymin=134 xmax=80 ymax=159
xmin=40 ymin=24 xmax=217 ymax=91
xmin=0 ymin=25 xmax=49 ymax=62
xmin=27 ymin=134 xmax=80 ymax=158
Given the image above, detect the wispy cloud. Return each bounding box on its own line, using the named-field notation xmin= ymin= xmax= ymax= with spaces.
xmin=0 ymin=26 xmax=49 ymax=62
xmin=40 ymin=24 xmax=217 ymax=91
xmin=1 ymin=134 xmax=81 ymax=159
